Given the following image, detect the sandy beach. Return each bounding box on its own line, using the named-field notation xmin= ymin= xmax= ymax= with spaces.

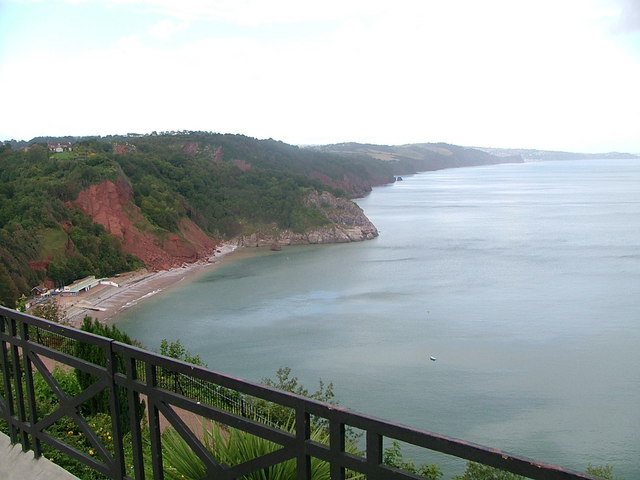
xmin=56 ymin=244 xmax=246 ymax=327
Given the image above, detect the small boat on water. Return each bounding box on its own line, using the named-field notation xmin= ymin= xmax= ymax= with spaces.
xmin=430 ymin=356 xmax=437 ymax=361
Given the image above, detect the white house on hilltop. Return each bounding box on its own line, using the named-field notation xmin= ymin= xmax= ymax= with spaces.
xmin=47 ymin=141 xmax=73 ymax=153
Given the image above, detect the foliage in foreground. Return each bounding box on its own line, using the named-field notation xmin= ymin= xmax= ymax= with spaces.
xmin=384 ymin=440 xmax=442 ymax=479
xmin=73 ymin=317 xmax=144 ymax=433
xmin=30 ymin=299 xmax=65 ymax=322
xmin=452 ymin=462 xmax=523 ymax=480
xmin=257 ymin=366 xmax=336 ymax=428
xmin=159 ymin=338 xmax=206 ymax=366
xmin=0 ymin=320 xmax=624 ymax=480
xmin=162 ymin=421 xmax=361 ymax=480
xmin=586 ymin=463 xmax=624 ymax=480
xmin=32 ymin=366 xmax=111 ymax=480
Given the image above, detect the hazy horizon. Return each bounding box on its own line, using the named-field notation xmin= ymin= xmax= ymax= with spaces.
xmin=3 ymin=131 xmax=639 ymax=156
xmin=1 ymin=0 xmax=639 ymax=153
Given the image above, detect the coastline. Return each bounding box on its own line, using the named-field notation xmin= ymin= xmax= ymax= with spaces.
xmin=58 ymin=244 xmax=250 ymax=327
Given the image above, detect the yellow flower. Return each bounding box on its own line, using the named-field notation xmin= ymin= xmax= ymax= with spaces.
xmin=89 ymin=449 xmax=94 ymax=456
xmin=68 ymin=431 xmax=73 ymax=435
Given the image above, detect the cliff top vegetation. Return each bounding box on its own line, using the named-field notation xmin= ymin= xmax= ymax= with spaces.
xmin=0 ymin=132 xmax=514 ymax=307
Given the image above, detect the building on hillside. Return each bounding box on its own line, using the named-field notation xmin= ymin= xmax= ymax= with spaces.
xmin=62 ymin=276 xmax=100 ymax=296
xmin=30 ymin=285 xmax=48 ymax=297
xmin=48 ymin=141 xmax=73 ymax=152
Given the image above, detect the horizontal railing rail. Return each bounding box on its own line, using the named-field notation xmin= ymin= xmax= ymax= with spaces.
xmin=0 ymin=306 xmax=601 ymax=480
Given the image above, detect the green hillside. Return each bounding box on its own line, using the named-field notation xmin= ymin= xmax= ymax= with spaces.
xmin=0 ymin=133 xmax=396 ymax=306
xmin=0 ymin=132 xmax=520 ymax=308
xmin=308 ymin=142 xmax=523 ymax=173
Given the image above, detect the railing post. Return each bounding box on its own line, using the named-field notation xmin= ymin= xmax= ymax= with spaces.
xmin=106 ymin=341 xmax=126 ymax=479
xmin=0 ymin=314 xmax=19 ymax=444
xmin=126 ymin=354 xmax=146 ymax=480
xmin=296 ymin=408 xmax=311 ymax=480
xmin=19 ymin=320 xmax=41 ymax=458
xmin=366 ymin=430 xmax=383 ymax=480
xmin=146 ymin=362 xmax=164 ymax=480
xmin=9 ymin=317 xmax=30 ymax=452
xmin=330 ymin=419 xmax=346 ymax=480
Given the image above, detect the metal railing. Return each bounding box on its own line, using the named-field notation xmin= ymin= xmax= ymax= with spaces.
xmin=0 ymin=306 xmax=600 ymax=480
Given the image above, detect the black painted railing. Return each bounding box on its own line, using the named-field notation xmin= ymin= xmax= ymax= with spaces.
xmin=0 ymin=306 xmax=600 ymax=480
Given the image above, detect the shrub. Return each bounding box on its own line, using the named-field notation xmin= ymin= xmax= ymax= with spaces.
xmin=162 ymin=421 xmax=360 ymax=480
xmin=73 ymin=317 xmax=144 ymax=433
xmin=383 ymin=440 xmax=442 ymax=479
xmin=453 ymin=462 xmax=523 ymax=480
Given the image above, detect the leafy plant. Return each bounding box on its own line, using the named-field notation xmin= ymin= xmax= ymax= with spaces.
xmin=162 ymin=421 xmax=360 ymax=480
xmin=30 ymin=300 xmax=65 ymax=323
xmin=33 ymin=366 xmax=82 ymax=415
xmin=257 ymin=367 xmax=335 ymax=428
xmin=586 ymin=463 xmax=624 ymax=480
xmin=39 ymin=412 xmax=116 ymax=480
xmin=383 ymin=440 xmax=442 ymax=479
xmin=73 ymin=317 xmax=144 ymax=433
xmin=159 ymin=338 xmax=206 ymax=366
xmin=452 ymin=462 xmax=524 ymax=480
xmin=30 ymin=367 xmax=110 ymax=479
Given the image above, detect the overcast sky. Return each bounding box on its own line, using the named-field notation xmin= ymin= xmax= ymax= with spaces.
xmin=1 ymin=0 xmax=639 ymax=152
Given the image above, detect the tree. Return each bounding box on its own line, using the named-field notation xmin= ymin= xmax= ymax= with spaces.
xmin=453 ymin=462 xmax=523 ymax=480
xmin=73 ymin=317 xmax=144 ymax=433
xmin=261 ymin=366 xmax=334 ymax=403
xmin=0 ymin=140 xmax=12 ymax=154
xmin=159 ymin=338 xmax=205 ymax=366
xmin=383 ymin=440 xmax=442 ymax=479
xmin=26 ymin=144 xmax=48 ymax=162
xmin=0 ymin=263 xmax=20 ymax=307
xmin=257 ymin=367 xmax=337 ymax=430
xmin=16 ymin=294 xmax=27 ymax=312
xmin=31 ymin=300 xmax=64 ymax=323
xmin=586 ymin=464 xmax=624 ymax=480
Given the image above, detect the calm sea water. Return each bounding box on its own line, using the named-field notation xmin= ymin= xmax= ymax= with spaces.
xmin=118 ymin=159 xmax=640 ymax=478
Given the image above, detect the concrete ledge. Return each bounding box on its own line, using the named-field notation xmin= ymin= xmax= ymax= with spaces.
xmin=0 ymin=432 xmax=79 ymax=480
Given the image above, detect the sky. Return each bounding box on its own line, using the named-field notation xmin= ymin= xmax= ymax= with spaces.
xmin=1 ymin=0 xmax=639 ymax=153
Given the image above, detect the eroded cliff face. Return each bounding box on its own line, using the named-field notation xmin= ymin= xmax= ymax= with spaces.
xmin=234 ymin=191 xmax=378 ymax=247
xmin=74 ymin=180 xmax=377 ymax=268
xmin=74 ymin=178 xmax=218 ymax=270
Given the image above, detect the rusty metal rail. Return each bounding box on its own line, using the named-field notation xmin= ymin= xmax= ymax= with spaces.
xmin=0 ymin=306 xmax=600 ymax=479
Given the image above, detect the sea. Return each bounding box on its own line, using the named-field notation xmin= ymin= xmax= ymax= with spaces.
xmin=117 ymin=159 xmax=640 ymax=478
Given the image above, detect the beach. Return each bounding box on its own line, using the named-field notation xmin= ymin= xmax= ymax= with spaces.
xmin=57 ymin=244 xmax=245 ymax=327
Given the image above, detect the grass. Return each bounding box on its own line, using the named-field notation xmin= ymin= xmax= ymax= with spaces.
xmin=38 ymin=227 xmax=69 ymax=258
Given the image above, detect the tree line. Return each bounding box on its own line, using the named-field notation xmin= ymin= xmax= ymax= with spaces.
xmin=0 ymin=133 xmax=395 ymax=307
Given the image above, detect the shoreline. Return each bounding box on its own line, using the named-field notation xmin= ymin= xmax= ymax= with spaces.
xmin=58 ymin=244 xmax=252 ymax=327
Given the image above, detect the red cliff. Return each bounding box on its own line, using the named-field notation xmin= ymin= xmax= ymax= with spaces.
xmin=74 ymin=178 xmax=218 ymax=270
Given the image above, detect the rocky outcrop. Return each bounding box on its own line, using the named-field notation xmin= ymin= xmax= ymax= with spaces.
xmin=74 ymin=178 xmax=218 ymax=270
xmin=234 ymin=191 xmax=378 ymax=247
